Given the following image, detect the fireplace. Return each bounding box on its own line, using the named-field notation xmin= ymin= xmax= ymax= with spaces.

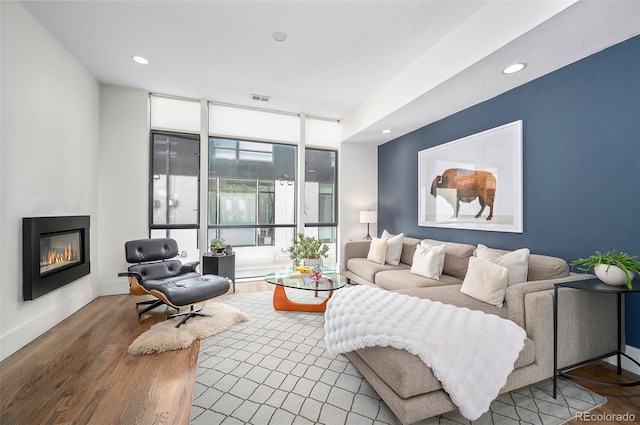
xmin=23 ymin=216 xmax=90 ymax=300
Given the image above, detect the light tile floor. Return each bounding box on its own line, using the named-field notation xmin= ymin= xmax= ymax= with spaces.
xmin=190 ymin=290 xmax=605 ymax=425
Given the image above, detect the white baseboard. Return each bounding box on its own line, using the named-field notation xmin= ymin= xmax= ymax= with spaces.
xmin=606 ymin=344 xmax=640 ymax=375
xmin=0 ymin=290 xmax=93 ymax=361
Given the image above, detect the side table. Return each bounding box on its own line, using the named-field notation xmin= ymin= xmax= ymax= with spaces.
xmin=553 ymin=277 xmax=640 ymax=398
xmin=202 ymin=253 xmax=235 ymax=293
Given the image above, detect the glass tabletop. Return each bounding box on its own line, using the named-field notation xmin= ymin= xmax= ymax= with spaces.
xmin=265 ymin=266 xmax=348 ymax=292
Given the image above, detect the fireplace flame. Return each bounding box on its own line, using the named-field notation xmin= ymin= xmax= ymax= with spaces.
xmin=41 ymin=243 xmax=79 ymax=267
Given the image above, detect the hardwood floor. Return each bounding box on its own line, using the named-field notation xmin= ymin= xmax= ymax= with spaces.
xmin=565 ymin=362 xmax=640 ymax=424
xmin=0 ymin=281 xmax=271 ymax=425
xmin=1 ymin=281 xmax=638 ymax=425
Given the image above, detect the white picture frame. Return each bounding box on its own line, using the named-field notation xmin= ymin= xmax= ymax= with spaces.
xmin=418 ymin=120 xmax=523 ymax=233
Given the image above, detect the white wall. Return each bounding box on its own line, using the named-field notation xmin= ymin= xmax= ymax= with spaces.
xmin=338 ymin=142 xmax=378 ymax=268
xmin=0 ymin=2 xmax=100 ymax=361
xmin=98 ymin=85 xmax=149 ymax=295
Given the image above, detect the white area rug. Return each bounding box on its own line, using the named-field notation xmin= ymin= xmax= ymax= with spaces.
xmin=128 ymin=302 xmax=249 ymax=355
xmin=190 ymin=290 xmax=606 ymax=425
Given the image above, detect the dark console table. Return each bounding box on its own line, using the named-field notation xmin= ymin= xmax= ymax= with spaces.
xmin=203 ymin=253 xmax=235 ymax=293
xmin=553 ymin=277 xmax=640 ymax=398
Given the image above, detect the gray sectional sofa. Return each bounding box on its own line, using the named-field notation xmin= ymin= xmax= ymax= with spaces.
xmin=341 ymin=236 xmax=619 ymax=424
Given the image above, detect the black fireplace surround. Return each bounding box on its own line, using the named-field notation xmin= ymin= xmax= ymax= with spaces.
xmin=23 ymin=216 xmax=90 ymax=300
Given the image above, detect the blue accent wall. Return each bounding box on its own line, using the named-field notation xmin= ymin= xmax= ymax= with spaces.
xmin=378 ymin=35 xmax=640 ymax=347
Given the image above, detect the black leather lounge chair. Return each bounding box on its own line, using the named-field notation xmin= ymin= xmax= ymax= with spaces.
xmin=118 ymin=238 xmax=230 ymax=327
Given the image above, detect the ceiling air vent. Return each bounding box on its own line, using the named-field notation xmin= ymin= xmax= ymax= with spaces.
xmin=251 ymin=94 xmax=271 ymax=102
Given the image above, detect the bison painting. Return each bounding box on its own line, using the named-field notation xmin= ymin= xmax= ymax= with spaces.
xmin=430 ymin=168 xmax=496 ymax=220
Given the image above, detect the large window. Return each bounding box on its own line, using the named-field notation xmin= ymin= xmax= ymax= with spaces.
xmin=148 ymin=95 xmax=202 ymax=263
xmin=304 ymin=148 xmax=337 ymax=244
xmin=148 ymin=97 xmax=340 ymax=278
xmin=149 ymin=131 xmax=200 ymax=260
xmin=208 ymin=138 xmax=297 ymax=267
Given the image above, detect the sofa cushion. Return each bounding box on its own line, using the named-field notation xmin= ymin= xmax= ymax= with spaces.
xmin=421 ymin=239 xmax=475 ymax=279
xmin=382 ymin=230 xmax=404 ymax=266
xmin=347 ymin=258 xmax=409 ymax=283
xmin=399 ymin=237 xmax=422 ymax=266
xmin=357 ymin=345 xmax=440 ymax=398
xmin=527 ymin=254 xmax=569 ymax=281
xmin=460 ymin=257 xmax=510 ymax=307
xmin=367 ymin=237 xmax=387 ymax=265
xmin=375 ymin=269 xmax=461 ymax=291
xmin=410 ymin=243 xmax=445 ymax=280
xmin=473 ymin=246 xmax=569 ymax=282
xmin=476 ymin=244 xmax=530 ymax=285
xmin=396 ymin=285 xmax=509 ymax=318
xmin=355 ymin=337 xmax=535 ymax=399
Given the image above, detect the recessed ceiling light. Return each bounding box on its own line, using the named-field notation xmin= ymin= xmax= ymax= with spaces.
xmin=502 ymin=63 xmax=526 ymax=74
xmin=132 ymin=55 xmax=149 ymax=65
xmin=272 ymin=31 xmax=287 ymax=42
xmin=381 ymin=129 xmax=392 ymax=134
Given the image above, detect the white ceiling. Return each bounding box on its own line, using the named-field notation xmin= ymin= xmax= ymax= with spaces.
xmin=22 ymin=0 xmax=640 ymax=145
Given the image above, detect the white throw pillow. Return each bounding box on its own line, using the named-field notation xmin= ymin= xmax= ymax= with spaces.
xmin=476 ymin=244 xmax=530 ymax=285
xmin=460 ymin=257 xmax=509 ymax=307
xmin=410 ymin=243 xmax=445 ymax=280
xmin=381 ymin=230 xmax=405 ymax=266
xmin=367 ymin=237 xmax=387 ymax=265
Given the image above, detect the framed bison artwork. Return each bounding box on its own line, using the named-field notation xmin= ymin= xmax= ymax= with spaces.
xmin=418 ymin=120 xmax=523 ymax=233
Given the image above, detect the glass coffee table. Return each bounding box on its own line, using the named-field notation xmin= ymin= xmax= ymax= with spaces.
xmin=264 ymin=267 xmax=348 ymax=312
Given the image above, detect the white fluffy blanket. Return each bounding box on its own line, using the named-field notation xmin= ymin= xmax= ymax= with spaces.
xmin=324 ymin=285 xmax=526 ymax=420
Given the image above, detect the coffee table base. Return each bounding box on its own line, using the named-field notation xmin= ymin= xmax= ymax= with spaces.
xmin=273 ymin=285 xmax=332 ymax=313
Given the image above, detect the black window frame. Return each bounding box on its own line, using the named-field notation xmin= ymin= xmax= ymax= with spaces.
xmin=149 ymin=130 xmax=201 ymax=234
xmin=208 ymin=136 xmax=298 ymax=248
xmin=304 ymin=148 xmax=338 ymax=245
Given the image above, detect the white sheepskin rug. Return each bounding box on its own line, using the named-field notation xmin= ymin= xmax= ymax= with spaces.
xmin=128 ymin=302 xmax=249 ymax=355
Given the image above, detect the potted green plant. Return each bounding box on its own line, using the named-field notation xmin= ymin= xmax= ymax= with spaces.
xmin=210 ymin=238 xmax=226 ymax=255
xmin=570 ymin=250 xmax=640 ymax=289
xmin=288 ymin=233 xmax=329 ymax=267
